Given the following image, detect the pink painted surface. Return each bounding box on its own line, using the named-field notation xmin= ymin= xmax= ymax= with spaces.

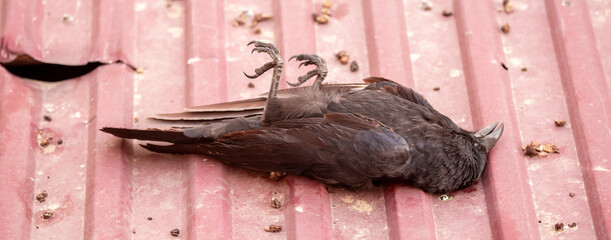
xmin=0 ymin=0 xmax=609 ymax=239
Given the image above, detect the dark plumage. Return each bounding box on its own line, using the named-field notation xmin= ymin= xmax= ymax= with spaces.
xmin=101 ymin=42 xmax=503 ymax=194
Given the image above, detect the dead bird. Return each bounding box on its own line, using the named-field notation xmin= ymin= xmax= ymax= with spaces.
xmin=102 ymin=41 xmax=503 ymax=194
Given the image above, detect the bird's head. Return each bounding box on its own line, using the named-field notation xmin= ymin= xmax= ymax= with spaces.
xmin=472 ymin=122 xmax=504 ymax=153
xmin=463 ymin=122 xmax=504 ymax=185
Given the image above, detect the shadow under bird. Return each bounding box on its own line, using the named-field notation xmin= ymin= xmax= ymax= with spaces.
xmin=102 ymin=41 xmax=503 ymax=194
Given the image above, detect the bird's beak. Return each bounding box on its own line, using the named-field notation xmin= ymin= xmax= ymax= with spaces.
xmin=475 ymin=122 xmax=504 ymax=152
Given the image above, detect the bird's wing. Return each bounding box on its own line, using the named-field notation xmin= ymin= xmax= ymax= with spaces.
xmin=363 ymin=77 xmax=435 ymax=109
xmin=150 ymin=84 xmax=367 ymax=128
xmin=362 ymin=77 xmax=459 ymax=129
xmin=141 ymin=113 xmax=411 ymax=188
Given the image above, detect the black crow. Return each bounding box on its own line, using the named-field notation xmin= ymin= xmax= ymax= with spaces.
xmin=102 ymin=41 xmax=503 ymax=194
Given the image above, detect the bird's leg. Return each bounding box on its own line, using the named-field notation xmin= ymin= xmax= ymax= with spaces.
xmin=243 ymin=41 xmax=283 ymax=99
xmin=287 ymin=54 xmax=328 ymax=89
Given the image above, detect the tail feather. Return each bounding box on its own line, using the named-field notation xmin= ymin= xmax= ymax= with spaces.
xmin=100 ymin=127 xmax=198 ymax=144
xmin=140 ymin=143 xmax=201 ymax=155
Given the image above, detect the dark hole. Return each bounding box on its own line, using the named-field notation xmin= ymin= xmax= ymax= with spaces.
xmin=1 ymin=55 xmax=134 ymax=82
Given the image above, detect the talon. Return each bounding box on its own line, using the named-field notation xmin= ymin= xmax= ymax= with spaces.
xmin=288 ymin=54 xmax=328 ymax=88
xmin=243 ymin=71 xmax=258 ymax=79
xmin=243 ymin=40 xmax=283 ymax=105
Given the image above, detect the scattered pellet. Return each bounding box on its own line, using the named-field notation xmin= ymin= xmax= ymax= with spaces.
xmin=269 ymin=172 xmax=286 ymax=181
xmin=442 ymin=10 xmax=453 ymax=17
xmin=43 ymin=115 xmax=52 ymax=121
xmin=264 ymin=224 xmax=282 ymax=232
xmin=569 ymin=192 xmax=575 ymax=197
xmin=501 ymin=23 xmax=510 ymax=34
xmin=554 ymin=120 xmax=566 ymax=127
xmin=271 ymin=198 xmax=282 ymax=209
xmin=522 ymin=141 xmax=560 ymax=158
xmin=335 ymin=51 xmax=349 ymax=65
xmin=349 ymin=61 xmax=359 ymax=72
xmin=554 ymin=222 xmax=564 ymax=231
xmin=433 ymin=86 xmax=441 ymax=91
xmin=43 ymin=211 xmax=53 ymax=219
xmin=170 ymin=228 xmax=180 ymax=237
xmin=521 ymin=67 xmax=528 ymax=72
xmin=439 ymin=194 xmax=452 ymax=201
xmin=315 ymin=13 xmax=330 ymax=24
xmin=36 ymin=191 xmax=48 ymax=203
xmin=233 ymin=11 xmax=248 ymax=26
xmin=314 ymin=0 xmax=333 ymax=24
xmin=420 ymin=1 xmax=433 ymax=11
xmin=503 ymin=0 xmax=514 ymax=13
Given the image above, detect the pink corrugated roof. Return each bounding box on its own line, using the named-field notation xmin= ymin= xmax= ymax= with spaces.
xmin=1 ymin=0 xmax=610 ymax=239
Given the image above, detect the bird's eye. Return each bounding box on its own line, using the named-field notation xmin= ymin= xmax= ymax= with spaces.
xmin=474 ymin=143 xmax=479 ymax=147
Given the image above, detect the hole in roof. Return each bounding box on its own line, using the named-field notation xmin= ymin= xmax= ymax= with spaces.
xmin=1 ymin=55 xmax=136 ymax=82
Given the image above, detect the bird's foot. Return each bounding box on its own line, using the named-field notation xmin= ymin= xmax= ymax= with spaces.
xmin=243 ymin=41 xmax=282 ymax=79
xmin=243 ymin=41 xmax=283 ymax=99
xmin=287 ymin=54 xmax=328 ymax=88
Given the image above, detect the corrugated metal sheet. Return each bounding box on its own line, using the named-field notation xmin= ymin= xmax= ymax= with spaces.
xmin=0 ymin=0 xmax=609 ymax=239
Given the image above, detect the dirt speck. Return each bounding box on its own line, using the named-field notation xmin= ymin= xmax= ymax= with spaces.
xmin=554 ymin=222 xmax=564 ymax=231
xmin=420 ymin=1 xmax=432 ymax=11
xmin=322 ymin=0 xmax=333 ymax=8
xmin=271 ymin=198 xmax=282 ymax=209
xmin=439 ymin=194 xmax=452 ymax=201
xmin=269 ymin=172 xmax=286 ymax=181
xmin=42 ymin=211 xmax=53 ymax=219
xmin=314 ymin=0 xmax=333 ymax=24
xmin=264 ymin=224 xmax=282 ymax=232
xmin=147 ymin=217 xmax=153 ymax=221
xmin=554 ymin=120 xmax=566 ymax=127
xmin=36 ymin=191 xmax=48 ymax=203
xmin=569 ymin=192 xmax=575 ymax=197
xmin=569 ymin=222 xmax=577 ymax=228
xmin=132 ymin=229 xmax=136 ymax=234
xmin=501 ymin=23 xmax=510 ymax=34
xmin=233 ymin=11 xmax=248 ymax=26
xmin=503 ymin=0 xmax=514 ymax=13
xmin=248 ymin=82 xmax=255 ymax=88
xmin=349 ymin=61 xmax=359 ymax=72
xmin=335 ymin=51 xmax=349 ymax=65
xmin=521 ymin=67 xmax=528 ymax=72
xmin=43 ymin=115 xmax=52 ymax=121
xmin=501 ymin=62 xmax=509 ymax=71
xmin=433 ymin=86 xmax=440 ymax=91
xmin=523 ymin=141 xmax=560 ymax=158
xmin=314 ymin=13 xmax=330 ymax=24
xmin=170 ymin=228 xmax=180 ymax=237
xmin=442 ymin=10 xmax=453 ymax=17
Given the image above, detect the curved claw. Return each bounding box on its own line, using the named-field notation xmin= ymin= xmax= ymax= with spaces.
xmin=243 ymin=71 xmax=259 ymax=79
xmin=288 ymin=55 xmax=298 ymax=62
xmin=286 ymin=79 xmax=302 ymax=87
